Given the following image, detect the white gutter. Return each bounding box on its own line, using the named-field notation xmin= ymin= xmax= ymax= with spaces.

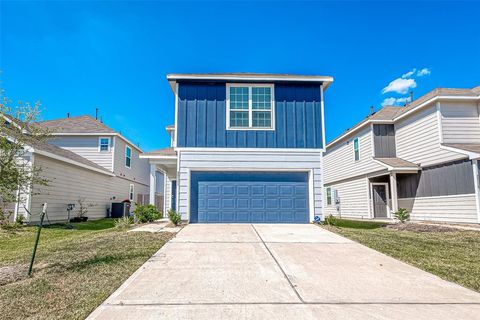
xmin=440 ymin=145 xmax=480 ymax=160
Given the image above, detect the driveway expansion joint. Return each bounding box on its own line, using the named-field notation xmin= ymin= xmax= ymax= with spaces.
xmin=251 ymin=224 xmax=305 ymax=303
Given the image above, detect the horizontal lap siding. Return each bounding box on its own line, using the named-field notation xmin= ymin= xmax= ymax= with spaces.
xmin=113 ymin=138 xmax=150 ymax=185
xmin=324 ymin=177 xmax=369 ymax=219
xmin=29 ymin=155 xmax=148 ymax=223
xmin=396 ymin=106 xmax=464 ymax=166
xmin=49 ymin=136 xmax=113 ymax=171
xmin=398 ymin=195 xmax=478 ymax=224
xmin=441 ymin=101 xmax=480 ymax=144
xmin=177 ymin=150 xmax=323 ymax=221
xmin=324 ymin=126 xmax=384 ymax=184
xmin=177 ymin=82 xmax=323 ymax=149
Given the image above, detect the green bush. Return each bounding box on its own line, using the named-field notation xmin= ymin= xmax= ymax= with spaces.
xmin=323 ymin=214 xmax=338 ymax=226
xmin=134 ymin=204 xmax=160 ymax=223
xmin=114 ymin=216 xmax=134 ymax=229
xmin=168 ymin=209 xmax=181 ymax=226
xmin=393 ymin=208 xmax=410 ymax=223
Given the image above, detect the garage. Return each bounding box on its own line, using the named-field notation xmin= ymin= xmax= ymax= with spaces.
xmin=190 ymin=172 xmax=309 ymax=223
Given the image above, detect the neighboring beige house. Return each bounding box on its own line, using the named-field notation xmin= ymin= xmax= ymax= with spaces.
xmin=11 ymin=115 xmax=150 ymax=223
xmin=324 ymin=86 xmax=480 ymax=224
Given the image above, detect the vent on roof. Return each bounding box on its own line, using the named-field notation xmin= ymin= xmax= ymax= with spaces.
xmin=370 ymin=106 xmax=375 ymax=115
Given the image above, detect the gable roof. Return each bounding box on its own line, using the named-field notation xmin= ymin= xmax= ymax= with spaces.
xmin=35 ymin=115 xmax=143 ymax=152
xmin=35 ymin=115 xmax=116 ymax=134
xmin=327 ymin=85 xmax=480 ymax=149
xmin=373 ymin=157 xmax=420 ymax=171
xmin=140 ymin=147 xmax=176 ymax=158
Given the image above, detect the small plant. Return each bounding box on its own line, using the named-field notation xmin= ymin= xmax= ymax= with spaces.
xmin=323 ymin=214 xmax=338 ymax=226
xmin=114 ymin=216 xmax=133 ymax=229
xmin=15 ymin=214 xmax=24 ymax=225
xmin=393 ymin=208 xmax=410 ymax=223
xmin=168 ymin=209 xmax=181 ymax=226
xmin=134 ymin=204 xmax=160 ymax=223
xmin=70 ymin=198 xmax=92 ymax=222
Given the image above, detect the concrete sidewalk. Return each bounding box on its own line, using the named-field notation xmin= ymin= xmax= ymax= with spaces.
xmin=88 ymin=224 xmax=480 ymax=319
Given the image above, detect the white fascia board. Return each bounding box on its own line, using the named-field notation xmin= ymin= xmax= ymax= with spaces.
xmin=32 ymin=149 xmax=115 ymax=176
xmin=139 ymin=155 xmax=177 ymax=160
xmin=50 ymin=132 xmax=143 ymax=152
xmin=440 ymin=145 xmax=480 ymax=160
xmin=174 ymin=147 xmax=324 ymax=153
xmin=167 ymin=74 xmax=334 ymax=93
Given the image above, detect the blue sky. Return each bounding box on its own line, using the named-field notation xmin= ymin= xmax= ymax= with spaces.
xmin=1 ymin=1 xmax=479 ymax=151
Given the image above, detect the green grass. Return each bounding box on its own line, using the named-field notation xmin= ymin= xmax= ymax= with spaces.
xmin=321 ymin=219 xmax=480 ymax=292
xmin=0 ymin=219 xmax=173 ymax=320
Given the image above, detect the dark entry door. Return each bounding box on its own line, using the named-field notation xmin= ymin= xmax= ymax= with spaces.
xmin=372 ymin=184 xmax=388 ymax=218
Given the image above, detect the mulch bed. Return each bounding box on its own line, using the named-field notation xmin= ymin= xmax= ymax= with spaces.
xmin=386 ymin=223 xmax=458 ymax=233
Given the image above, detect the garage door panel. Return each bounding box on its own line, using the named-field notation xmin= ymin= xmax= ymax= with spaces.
xmin=193 ymin=172 xmax=309 ymax=223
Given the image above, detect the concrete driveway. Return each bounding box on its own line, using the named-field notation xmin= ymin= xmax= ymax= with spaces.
xmin=88 ymin=224 xmax=480 ymax=319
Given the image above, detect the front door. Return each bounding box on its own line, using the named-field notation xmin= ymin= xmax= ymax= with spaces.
xmin=372 ymin=184 xmax=388 ymax=218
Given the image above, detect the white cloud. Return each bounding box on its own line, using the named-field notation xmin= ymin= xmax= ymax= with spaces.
xmin=382 ymin=78 xmax=417 ymax=94
xmin=381 ymin=96 xmax=410 ymax=107
xmin=381 ymin=97 xmax=397 ymax=106
xmin=402 ymin=68 xmax=416 ymax=79
xmin=417 ymin=68 xmax=431 ymax=76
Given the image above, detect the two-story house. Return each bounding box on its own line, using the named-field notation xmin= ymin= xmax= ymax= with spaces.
xmin=11 ymin=115 xmax=150 ymax=223
xmin=141 ymin=73 xmax=333 ymax=223
xmin=324 ymin=86 xmax=480 ymax=224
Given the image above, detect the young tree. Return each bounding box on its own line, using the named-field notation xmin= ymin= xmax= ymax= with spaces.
xmin=0 ymin=90 xmax=50 ymax=221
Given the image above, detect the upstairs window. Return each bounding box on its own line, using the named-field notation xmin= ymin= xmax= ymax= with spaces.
xmin=99 ymin=137 xmax=110 ymax=152
xmin=125 ymin=146 xmax=132 ymax=168
xmin=353 ymin=137 xmax=360 ymax=161
xmin=227 ymin=84 xmax=274 ymax=130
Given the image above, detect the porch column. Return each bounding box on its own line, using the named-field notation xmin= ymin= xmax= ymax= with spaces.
xmin=390 ymin=172 xmax=398 ymax=213
xmin=149 ymin=164 xmax=156 ymax=205
xmin=472 ymin=159 xmax=480 ymax=223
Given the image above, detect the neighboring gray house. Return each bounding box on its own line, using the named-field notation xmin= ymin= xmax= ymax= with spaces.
xmin=324 ymin=86 xmax=480 ymax=224
xmin=12 ymin=115 xmax=150 ymax=223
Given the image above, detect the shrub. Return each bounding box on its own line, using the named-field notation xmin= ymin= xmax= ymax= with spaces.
xmin=114 ymin=216 xmax=133 ymax=229
xmin=134 ymin=204 xmax=160 ymax=223
xmin=168 ymin=209 xmax=181 ymax=226
xmin=15 ymin=214 xmax=24 ymax=225
xmin=393 ymin=208 xmax=410 ymax=223
xmin=323 ymin=214 xmax=338 ymax=226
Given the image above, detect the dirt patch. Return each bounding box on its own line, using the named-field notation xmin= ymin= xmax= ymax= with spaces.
xmin=386 ymin=223 xmax=457 ymax=233
xmin=0 ymin=265 xmax=28 ymax=286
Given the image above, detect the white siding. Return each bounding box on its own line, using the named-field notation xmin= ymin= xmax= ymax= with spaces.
xmin=177 ymin=150 xmax=323 ymax=222
xmin=28 ymin=155 xmax=148 ymax=223
xmin=398 ymin=194 xmax=478 ymax=224
xmin=113 ymin=137 xmax=149 ymax=186
xmin=324 ymin=176 xmax=370 ymax=219
xmin=396 ymin=105 xmax=464 ymax=166
xmin=48 ymin=136 xmax=114 ymax=171
xmin=324 ymin=126 xmax=384 ymax=184
xmin=441 ymin=101 xmax=480 ymax=144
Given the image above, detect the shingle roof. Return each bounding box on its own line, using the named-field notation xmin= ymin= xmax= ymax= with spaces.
xmin=31 ymin=140 xmax=113 ymax=175
xmin=141 ymin=147 xmax=176 ymax=157
xmin=374 ymin=158 xmax=420 ymax=169
xmin=166 ymin=124 xmax=175 ymax=129
xmin=443 ymin=143 xmax=480 ymax=154
xmin=35 ymin=115 xmax=116 ymax=134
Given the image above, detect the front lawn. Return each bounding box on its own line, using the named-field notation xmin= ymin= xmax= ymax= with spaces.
xmin=321 ymin=220 xmax=480 ymax=292
xmin=0 ymin=219 xmax=173 ymax=320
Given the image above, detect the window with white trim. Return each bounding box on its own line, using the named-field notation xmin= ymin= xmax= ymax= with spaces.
xmin=353 ymin=137 xmax=360 ymax=161
xmin=129 ymin=184 xmax=134 ymax=201
xmin=227 ymin=84 xmax=274 ymax=129
xmin=326 ymin=187 xmax=332 ymax=205
xmin=99 ymin=137 xmax=110 ymax=152
xmin=125 ymin=146 xmax=132 ymax=168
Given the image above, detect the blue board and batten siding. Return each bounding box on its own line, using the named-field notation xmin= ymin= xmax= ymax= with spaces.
xmin=176 ymin=82 xmax=324 ymax=149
